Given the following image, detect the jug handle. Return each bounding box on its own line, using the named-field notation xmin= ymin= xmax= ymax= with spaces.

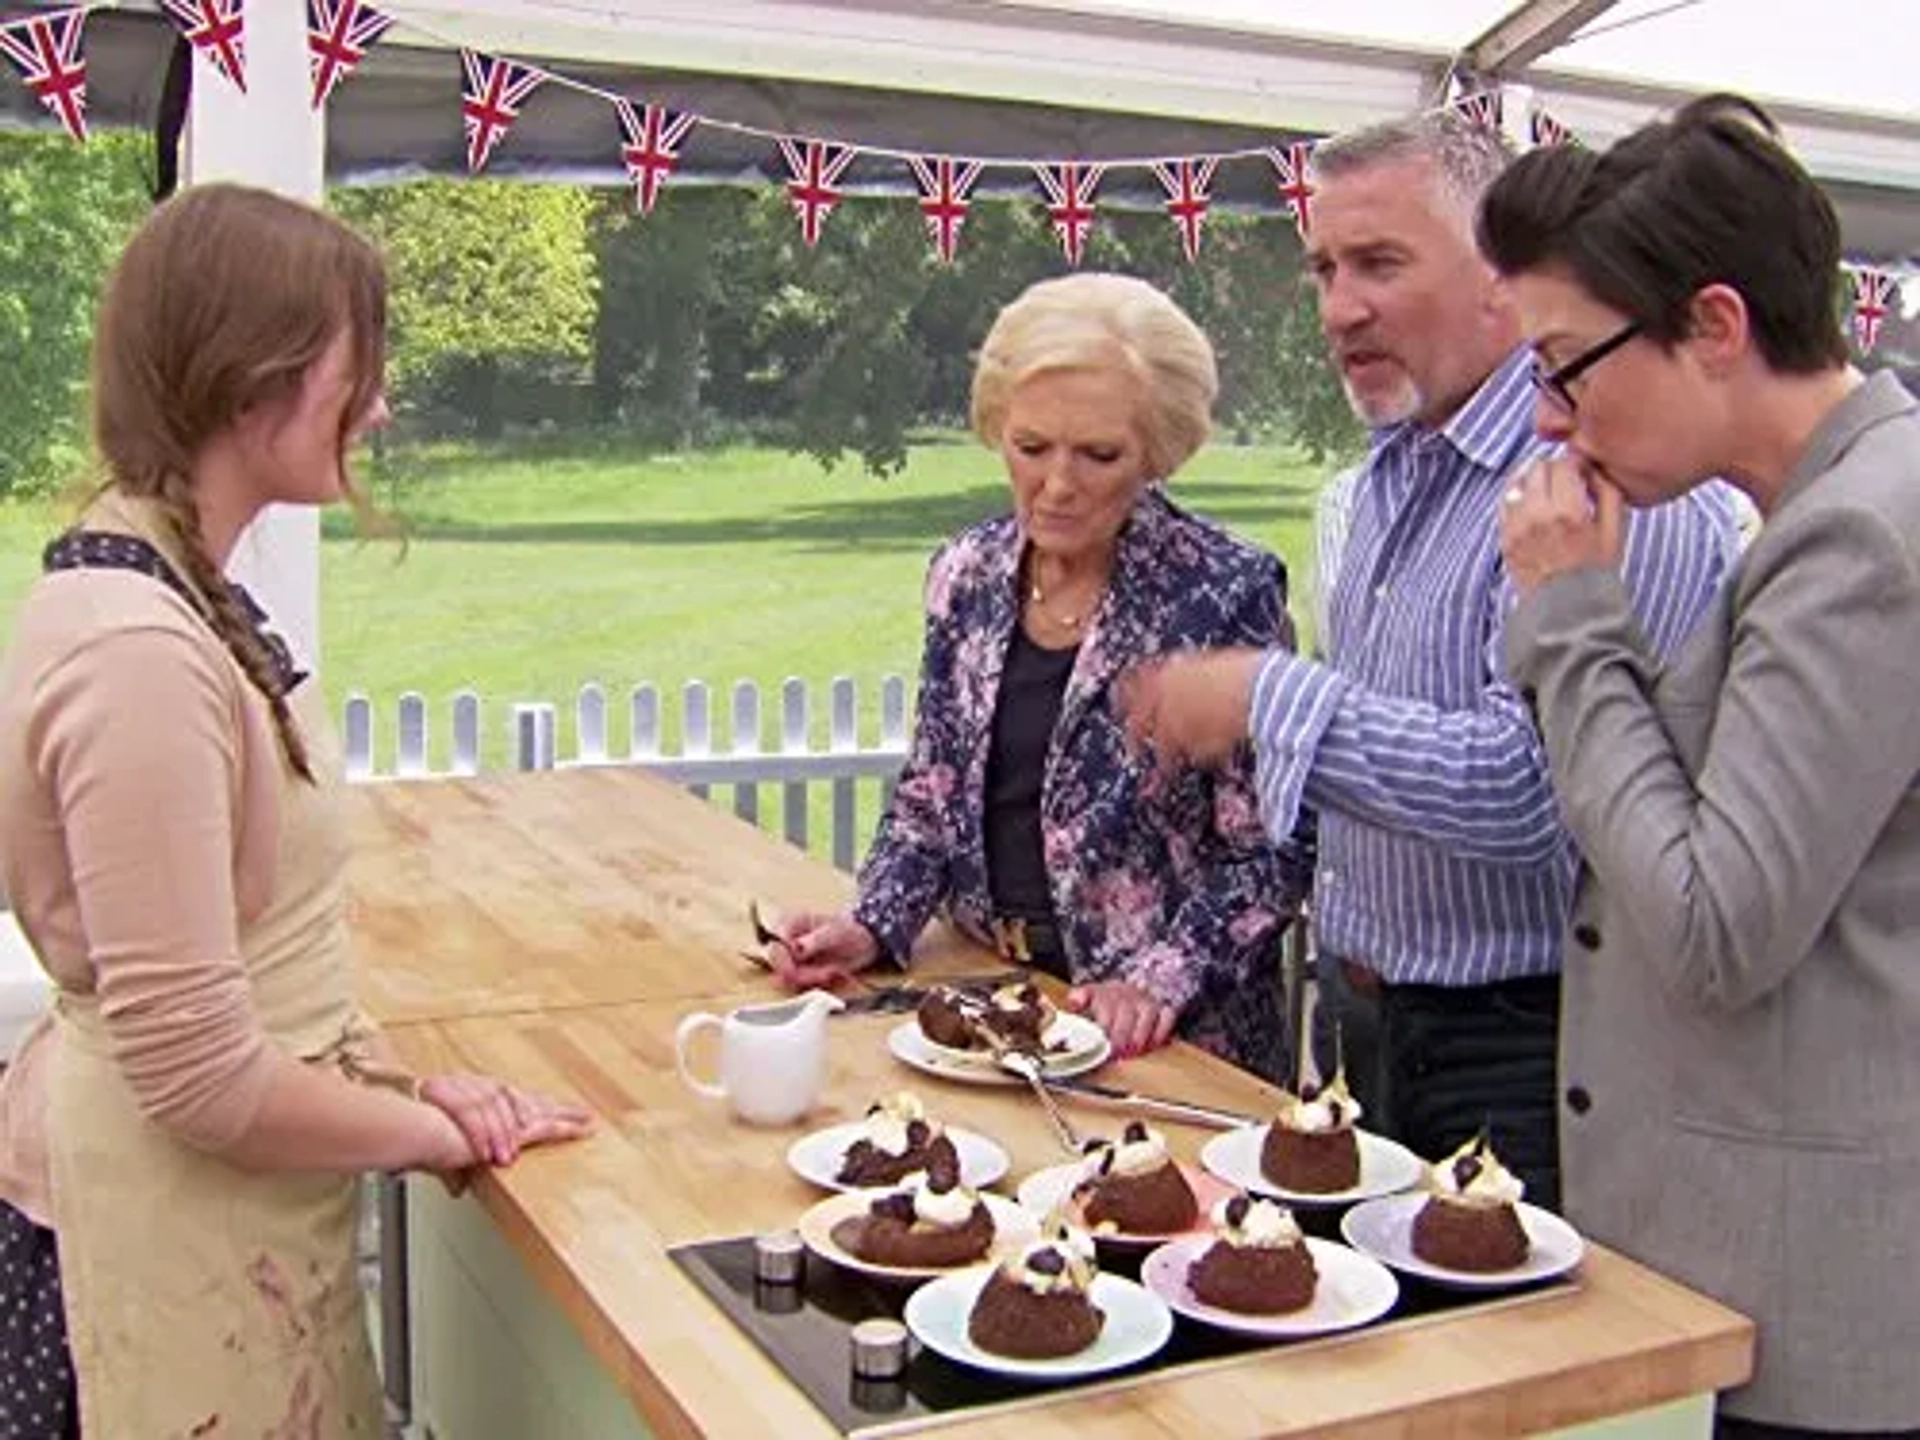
xmin=673 ymin=1012 xmax=728 ymax=1099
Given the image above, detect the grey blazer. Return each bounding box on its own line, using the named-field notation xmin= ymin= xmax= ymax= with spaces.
xmin=1507 ymin=372 xmax=1920 ymax=1430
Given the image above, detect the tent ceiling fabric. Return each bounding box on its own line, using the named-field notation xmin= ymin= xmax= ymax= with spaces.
xmin=0 ymin=0 xmax=1912 ymax=261
xmin=1067 ymin=0 xmax=1916 ymax=125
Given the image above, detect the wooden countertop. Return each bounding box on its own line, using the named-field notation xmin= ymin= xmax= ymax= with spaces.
xmin=349 ymin=769 xmax=1754 ymax=1439
xmin=351 ymin=766 xmax=922 ymax=1023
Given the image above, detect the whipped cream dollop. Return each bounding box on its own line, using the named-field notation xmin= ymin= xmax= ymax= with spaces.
xmin=933 ymin=982 xmax=1051 ymax=1049
xmin=990 ymin=982 xmax=1038 ymax=1013
xmin=1274 ymin=1068 xmax=1361 ymax=1134
xmin=1003 ymin=1225 xmax=1097 ymax=1295
xmin=860 ymin=1091 xmax=935 ymax=1157
xmin=907 ymin=1168 xmax=978 ymax=1228
xmin=1210 ymin=1193 xmax=1303 ymax=1250
xmin=1428 ymin=1132 xmax=1525 ymax=1208
xmin=1081 ymin=1121 xmax=1171 ymax=1181
xmin=869 ymin=1166 xmax=977 ymax=1229
xmin=986 ymin=982 xmax=1053 ymax=1029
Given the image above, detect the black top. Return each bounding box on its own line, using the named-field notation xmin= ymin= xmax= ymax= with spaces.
xmin=983 ymin=623 xmax=1077 ymax=950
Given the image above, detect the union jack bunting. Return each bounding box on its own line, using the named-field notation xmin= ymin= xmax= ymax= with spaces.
xmin=307 ymin=0 xmax=392 ymax=109
xmin=460 ymin=49 xmax=544 ymax=173
xmin=1850 ymin=267 xmax=1900 ymax=353
xmin=0 ymin=6 xmax=88 ymax=142
xmin=614 ymin=100 xmax=696 ymax=215
xmin=1035 ymin=162 xmax=1104 ymax=266
xmin=1529 ymin=106 xmax=1576 ymax=149
xmin=908 ymin=156 xmax=983 ymax=264
xmin=1452 ymin=88 xmax=1505 ymax=133
xmin=159 ymin=0 xmax=246 ymax=94
xmin=1264 ymin=142 xmax=1316 ymax=237
xmin=1152 ymin=157 xmax=1219 ymax=263
xmin=778 ymin=138 xmax=857 ymax=247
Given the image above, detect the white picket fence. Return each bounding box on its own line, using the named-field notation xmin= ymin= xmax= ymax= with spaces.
xmin=341 ymin=676 xmax=911 ymax=871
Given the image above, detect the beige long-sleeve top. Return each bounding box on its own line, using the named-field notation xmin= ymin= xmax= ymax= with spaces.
xmin=0 ymin=505 xmax=290 ymax=1225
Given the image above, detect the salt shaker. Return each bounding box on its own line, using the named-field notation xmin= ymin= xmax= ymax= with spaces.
xmin=849 ymin=1317 xmax=908 ymax=1379
xmin=754 ymin=1229 xmax=805 ymax=1285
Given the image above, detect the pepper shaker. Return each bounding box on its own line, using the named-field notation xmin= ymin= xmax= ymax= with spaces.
xmin=754 ymin=1230 xmax=805 ymax=1285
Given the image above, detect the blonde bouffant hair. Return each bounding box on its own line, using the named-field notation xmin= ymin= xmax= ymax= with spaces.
xmin=970 ymin=273 xmax=1218 ymax=480
xmin=91 ymin=183 xmax=388 ymax=783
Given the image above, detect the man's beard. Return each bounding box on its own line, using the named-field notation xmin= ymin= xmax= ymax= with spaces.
xmin=1340 ymin=370 xmax=1425 ymax=428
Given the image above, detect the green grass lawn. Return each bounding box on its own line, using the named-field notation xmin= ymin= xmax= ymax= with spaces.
xmin=0 ymin=436 xmax=1326 ymax=857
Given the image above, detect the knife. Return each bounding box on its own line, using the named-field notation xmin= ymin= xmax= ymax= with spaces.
xmin=1041 ymin=1075 xmax=1263 ymax=1131
xmin=834 ymin=986 xmax=930 ymax=1016
xmin=829 ymin=971 xmax=1033 ymax=1017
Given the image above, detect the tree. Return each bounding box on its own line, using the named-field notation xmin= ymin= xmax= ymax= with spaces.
xmin=589 ymin=186 xmax=750 ymax=444
xmin=355 ymin=170 xmax=1357 ymax=472
xmin=1078 ymin=205 xmax=1361 ymax=460
xmin=903 ymin=196 xmax=1072 ymax=427
xmin=0 ymin=132 xmax=152 ymax=497
xmin=334 ymin=180 xmax=597 ymax=437
xmin=772 ymin=196 xmax=973 ymax=476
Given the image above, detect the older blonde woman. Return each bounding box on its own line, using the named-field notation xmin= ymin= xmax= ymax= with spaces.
xmin=774 ymin=273 xmax=1308 ymax=1077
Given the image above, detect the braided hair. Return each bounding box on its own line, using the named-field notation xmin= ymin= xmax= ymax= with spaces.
xmin=153 ymin=469 xmax=316 ymax=781
xmin=89 ymin=184 xmax=388 ymax=784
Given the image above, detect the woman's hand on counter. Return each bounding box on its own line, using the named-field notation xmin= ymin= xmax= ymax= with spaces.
xmin=1066 ymin=981 xmax=1177 ymax=1059
xmin=418 ymin=1072 xmax=595 ymax=1170
xmin=768 ymin=911 xmax=880 ymax=990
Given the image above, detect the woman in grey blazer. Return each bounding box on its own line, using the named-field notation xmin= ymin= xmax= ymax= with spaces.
xmin=1478 ymin=95 xmax=1920 ymax=1439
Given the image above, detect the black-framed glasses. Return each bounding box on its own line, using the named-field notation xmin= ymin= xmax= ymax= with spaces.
xmin=1530 ymin=321 xmax=1642 ymax=413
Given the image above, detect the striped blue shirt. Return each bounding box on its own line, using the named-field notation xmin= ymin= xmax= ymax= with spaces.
xmin=1252 ymin=347 xmax=1737 ymax=986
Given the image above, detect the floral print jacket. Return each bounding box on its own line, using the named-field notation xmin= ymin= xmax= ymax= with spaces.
xmin=851 ymin=488 xmax=1311 ymax=1078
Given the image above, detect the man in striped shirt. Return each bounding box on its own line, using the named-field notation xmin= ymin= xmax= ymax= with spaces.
xmin=1124 ymin=114 xmax=1736 ymax=1210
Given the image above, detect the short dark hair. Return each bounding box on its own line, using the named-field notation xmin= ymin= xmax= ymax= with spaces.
xmin=1476 ymin=93 xmax=1848 ymax=372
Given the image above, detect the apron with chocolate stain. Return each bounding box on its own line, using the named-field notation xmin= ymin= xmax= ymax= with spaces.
xmin=47 ymin=677 xmax=394 ymax=1438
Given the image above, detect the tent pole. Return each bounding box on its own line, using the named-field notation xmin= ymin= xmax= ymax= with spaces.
xmin=1462 ymin=0 xmax=1622 ymax=75
xmin=182 ymin=0 xmax=327 ymax=687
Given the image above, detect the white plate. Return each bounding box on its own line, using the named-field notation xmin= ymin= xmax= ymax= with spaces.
xmin=903 ymin=1267 xmax=1172 ymax=1379
xmin=795 ymin=1190 xmax=1039 ymax=1281
xmin=1140 ymin=1234 xmax=1400 ymax=1338
xmin=1339 ymin=1192 xmax=1586 ymax=1290
xmin=914 ymin=1010 xmax=1109 ymax=1071
xmin=786 ymin=1121 xmax=1010 ymax=1193
xmin=1016 ymin=1161 xmax=1236 ymax=1249
xmin=1199 ymin=1124 xmax=1424 ymax=1207
xmin=887 ymin=1020 xmax=1110 ymax=1086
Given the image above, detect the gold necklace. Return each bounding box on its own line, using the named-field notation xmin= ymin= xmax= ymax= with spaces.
xmin=1027 ymin=574 xmax=1096 ymax=632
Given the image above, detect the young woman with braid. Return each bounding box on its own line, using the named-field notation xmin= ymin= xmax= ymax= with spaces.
xmin=0 ymin=184 xmax=593 ymax=1437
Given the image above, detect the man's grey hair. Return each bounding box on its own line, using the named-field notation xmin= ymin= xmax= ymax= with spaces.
xmin=1309 ymin=111 xmax=1515 ymax=217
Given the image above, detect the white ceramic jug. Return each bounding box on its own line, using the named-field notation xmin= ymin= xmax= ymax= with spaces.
xmin=673 ymin=990 xmax=844 ymax=1126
